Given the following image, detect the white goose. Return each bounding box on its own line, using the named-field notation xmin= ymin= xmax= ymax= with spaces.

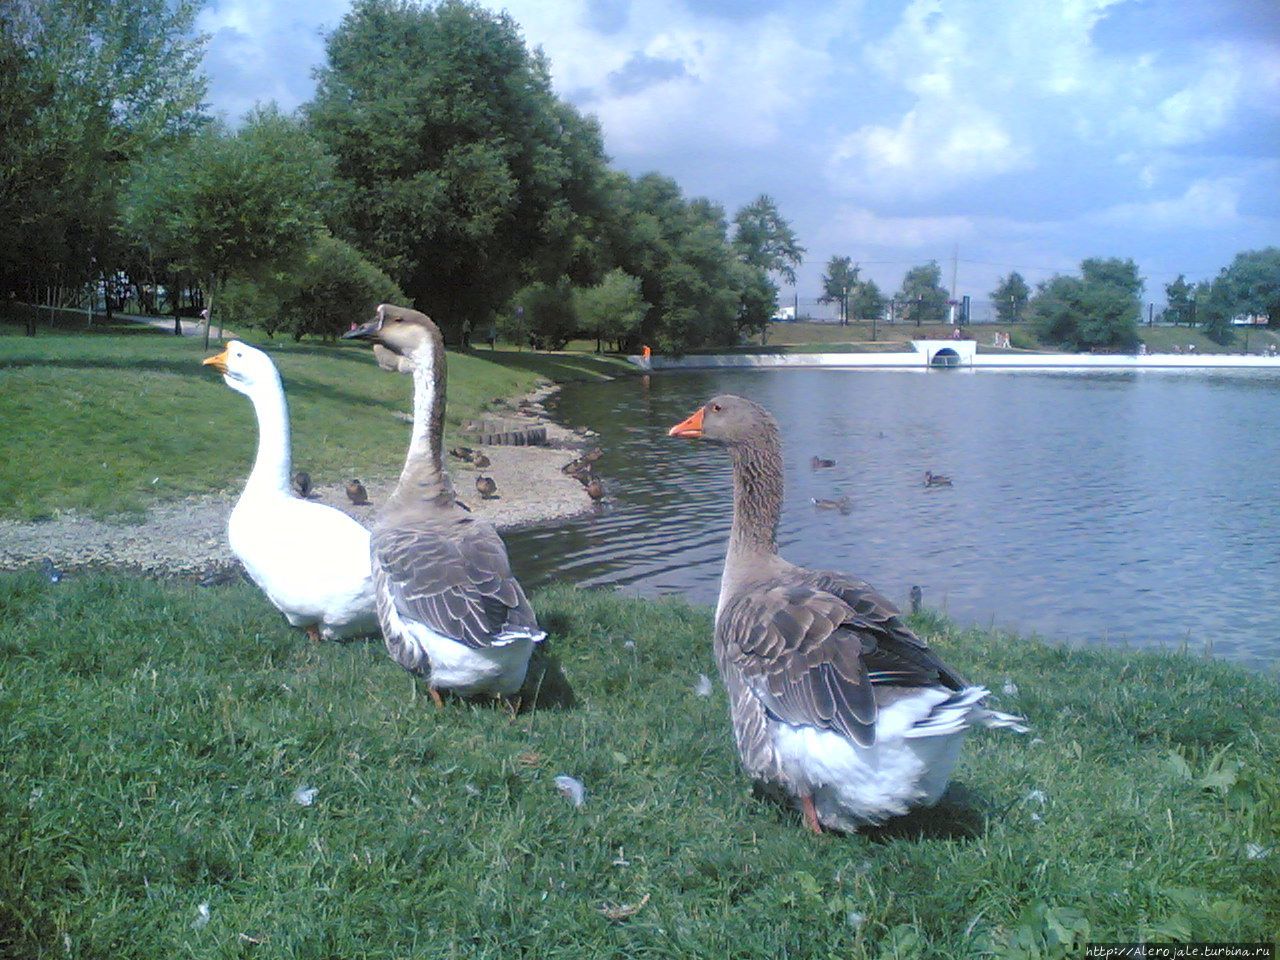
xmin=202 ymin=342 xmax=377 ymax=641
xmin=669 ymin=394 xmax=1026 ymax=832
xmin=343 ymin=305 xmax=544 ymax=705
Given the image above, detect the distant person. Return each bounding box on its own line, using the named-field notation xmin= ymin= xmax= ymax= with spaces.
xmin=1187 ymin=343 xmax=1196 ymax=353
xmin=951 ymin=327 xmax=962 ymax=340
xmin=486 ymin=322 xmax=497 ymax=350
xmin=462 ymin=318 xmax=472 ymax=349
xmin=1138 ymin=341 xmax=1147 ymax=355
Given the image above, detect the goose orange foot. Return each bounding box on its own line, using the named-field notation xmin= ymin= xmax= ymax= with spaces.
xmin=428 ymin=688 xmax=445 ymax=709
xmin=801 ymin=794 xmax=824 ymax=835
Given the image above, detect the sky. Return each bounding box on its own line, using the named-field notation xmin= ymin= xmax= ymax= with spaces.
xmin=197 ymin=0 xmax=1280 ymax=310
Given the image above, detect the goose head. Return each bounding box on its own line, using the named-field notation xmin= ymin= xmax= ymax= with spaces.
xmin=202 ymin=340 xmax=279 ymax=398
xmin=668 ymin=394 xmax=778 ymax=448
xmin=343 ymin=303 xmax=443 ymax=368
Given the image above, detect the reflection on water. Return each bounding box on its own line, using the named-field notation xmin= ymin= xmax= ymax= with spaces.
xmin=506 ymin=368 xmax=1280 ymax=671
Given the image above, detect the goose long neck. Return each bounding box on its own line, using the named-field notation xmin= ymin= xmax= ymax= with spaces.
xmin=245 ymin=372 xmax=292 ymax=495
xmin=727 ymin=428 xmax=783 ymax=558
xmin=392 ymin=340 xmax=451 ymax=503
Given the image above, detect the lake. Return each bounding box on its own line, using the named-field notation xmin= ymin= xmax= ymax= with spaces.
xmin=505 ymin=367 xmax=1280 ymax=671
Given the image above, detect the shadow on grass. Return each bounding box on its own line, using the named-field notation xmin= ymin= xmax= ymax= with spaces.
xmin=752 ymin=779 xmax=988 ymax=842
xmin=861 ymin=781 xmax=988 ymax=842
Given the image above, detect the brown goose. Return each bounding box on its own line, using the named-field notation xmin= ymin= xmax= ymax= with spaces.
xmin=344 ymin=305 xmax=544 ymax=704
xmin=669 ymin=395 xmax=1025 ymax=832
xmin=475 ymin=475 xmax=498 ymax=499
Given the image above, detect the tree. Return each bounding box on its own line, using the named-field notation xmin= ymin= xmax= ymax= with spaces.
xmin=732 ymin=195 xmax=804 ymax=285
xmin=1197 ymin=274 xmax=1235 ymax=345
xmin=574 ymin=269 xmax=648 ymax=353
xmin=307 ymin=0 xmax=611 ymax=338
xmin=509 ymin=279 xmax=578 ymax=350
xmin=818 ymin=256 xmax=860 ymax=325
xmin=0 ymin=0 xmax=207 ymax=317
xmin=1164 ymin=274 xmax=1194 ymax=326
xmin=602 ymin=173 xmax=748 ymax=353
xmin=991 ymin=272 xmax=1030 ymax=323
xmin=221 ymin=233 xmax=406 ymax=341
xmin=1081 ymin=257 xmax=1144 ymax=302
xmin=1217 ymin=248 xmax=1280 ymax=328
xmin=123 ymin=106 xmax=333 ymax=348
xmin=1030 ymin=264 xmax=1141 ymax=351
xmin=896 ymin=261 xmax=948 ymax=325
xmin=850 ymin=279 xmax=886 ymax=322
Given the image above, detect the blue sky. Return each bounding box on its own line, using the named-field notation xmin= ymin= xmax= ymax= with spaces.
xmin=197 ymin=0 xmax=1280 ymax=307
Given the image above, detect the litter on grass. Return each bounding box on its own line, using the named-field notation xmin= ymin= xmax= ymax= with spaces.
xmin=554 ymin=774 xmax=585 ymax=808
xmin=292 ymin=786 xmax=318 ymax=807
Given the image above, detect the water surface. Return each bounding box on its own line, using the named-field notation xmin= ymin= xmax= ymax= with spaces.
xmin=506 ymin=368 xmax=1280 ymax=671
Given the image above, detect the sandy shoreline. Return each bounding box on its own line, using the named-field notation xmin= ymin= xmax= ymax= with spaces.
xmin=0 ymin=382 xmax=599 ymax=581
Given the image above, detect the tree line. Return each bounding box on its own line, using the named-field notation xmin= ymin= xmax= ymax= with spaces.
xmin=2 ymin=0 xmax=803 ymax=353
xmin=818 ymin=249 xmax=1280 ymax=351
xmin=5 ymin=0 xmax=1274 ymax=355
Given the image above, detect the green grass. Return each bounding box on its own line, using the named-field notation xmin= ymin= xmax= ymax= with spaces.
xmin=1134 ymin=324 xmax=1280 ymax=355
xmin=0 ymin=312 xmax=630 ymax=521
xmin=1 ymin=573 xmax=1276 ymax=958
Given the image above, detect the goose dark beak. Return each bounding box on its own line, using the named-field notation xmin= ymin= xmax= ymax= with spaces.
xmin=343 ymin=317 xmax=383 ymax=340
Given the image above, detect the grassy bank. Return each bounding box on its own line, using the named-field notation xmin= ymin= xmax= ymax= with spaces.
xmin=1 ymin=573 xmax=1276 ymax=958
xmin=0 ymin=311 xmax=630 ymax=520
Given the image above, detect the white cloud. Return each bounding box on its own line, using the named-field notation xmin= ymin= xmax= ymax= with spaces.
xmin=1090 ymin=178 xmax=1242 ymax=229
xmin=828 ymin=102 xmax=1029 ymax=198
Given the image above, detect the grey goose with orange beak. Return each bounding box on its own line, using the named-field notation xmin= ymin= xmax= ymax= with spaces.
xmin=669 ymin=394 xmax=1026 ymax=832
xmin=344 ymin=305 xmax=544 ymax=705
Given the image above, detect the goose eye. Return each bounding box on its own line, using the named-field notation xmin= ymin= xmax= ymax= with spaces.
xmin=711 ymin=403 xmax=722 ymax=412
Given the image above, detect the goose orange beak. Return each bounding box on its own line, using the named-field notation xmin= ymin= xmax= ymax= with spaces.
xmin=202 ymin=349 xmax=229 ymax=374
xmin=668 ymin=406 xmax=705 ymax=439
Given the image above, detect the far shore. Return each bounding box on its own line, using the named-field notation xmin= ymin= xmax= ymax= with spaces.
xmin=632 ymin=339 xmax=1280 ymax=372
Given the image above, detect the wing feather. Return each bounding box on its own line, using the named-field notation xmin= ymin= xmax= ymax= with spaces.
xmin=372 ymin=516 xmax=542 ymax=650
xmin=718 ymin=572 xmax=968 ymax=748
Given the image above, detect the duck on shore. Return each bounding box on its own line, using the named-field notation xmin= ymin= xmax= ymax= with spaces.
xmin=669 ymin=395 xmax=1025 ymax=831
xmin=344 ymin=305 xmax=544 ymax=705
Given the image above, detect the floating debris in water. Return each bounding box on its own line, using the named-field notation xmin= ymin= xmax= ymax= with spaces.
xmin=1002 ymin=678 xmax=1019 ymax=697
xmin=191 ymin=902 xmax=210 ymax=930
xmin=554 ymin=774 xmax=585 ymax=808
xmin=695 ymin=674 xmax=713 ymax=697
xmin=292 ymin=786 xmax=318 ymax=807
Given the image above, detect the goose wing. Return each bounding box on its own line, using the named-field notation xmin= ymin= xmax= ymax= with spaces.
xmin=718 ymin=576 xmax=965 ymax=748
xmin=372 ymin=517 xmax=542 ymax=650
xmin=803 ymin=569 xmax=969 ymax=690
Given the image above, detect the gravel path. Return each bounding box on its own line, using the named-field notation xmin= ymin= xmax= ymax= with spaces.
xmin=0 ymin=384 xmax=599 ymax=581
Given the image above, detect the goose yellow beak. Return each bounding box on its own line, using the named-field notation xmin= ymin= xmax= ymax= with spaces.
xmin=668 ymin=406 xmax=705 ymax=439
xmin=202 ymin=349 xmax=229 ymax=374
